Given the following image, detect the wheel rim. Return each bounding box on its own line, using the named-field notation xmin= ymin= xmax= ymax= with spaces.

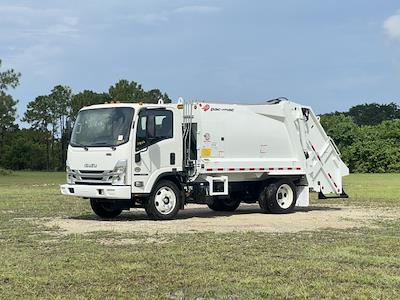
xmin=154 ymin=186 xmax=177 ymax=215
xmin=276 ymin=184 xmax=294 ymax=209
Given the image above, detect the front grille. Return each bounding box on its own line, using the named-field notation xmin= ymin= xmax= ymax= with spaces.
xmin=80 ymin=176 xmax=104 ymax=181
xmin=78 ymin=170 xmax=105 ymax=174
xmin=70 ymin=170 xmax=114 ymax=185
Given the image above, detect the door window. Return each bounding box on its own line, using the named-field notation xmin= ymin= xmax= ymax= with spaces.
xmin=155 ymin=115 xmax=172 ymax=138
xmin=136 ymin=109 xmax=173 ymax=150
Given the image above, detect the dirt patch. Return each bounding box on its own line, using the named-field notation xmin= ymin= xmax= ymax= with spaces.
xmin=98 ymin=237 xmax=170 ymax=246
xmin=43 ymin=204 xmax=399 ymax=235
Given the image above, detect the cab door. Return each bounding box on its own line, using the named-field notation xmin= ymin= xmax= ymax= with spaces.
xmin=132 ymin=108 xmax=182 ymax=193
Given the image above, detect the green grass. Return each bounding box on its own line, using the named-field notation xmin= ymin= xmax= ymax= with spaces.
xmin=0 ymin=173 xmax=400 ymax=299
xmin=344 ymin=173 xmax=400 ymax=203
xmin=310 ymin=173 xmax=400 ymax=207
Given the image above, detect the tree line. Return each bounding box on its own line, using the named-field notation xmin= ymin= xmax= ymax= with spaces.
xmin=0 ymin=59 xmax=399 ymax=172
xmin=0 ymin=59 xmax=170 ymax=171
xmin=320 ymin=103 xmax=400 ymax=173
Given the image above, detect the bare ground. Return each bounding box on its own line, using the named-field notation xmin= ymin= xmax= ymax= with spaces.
xmin=43 ymin=204 xmax=399 ymax=235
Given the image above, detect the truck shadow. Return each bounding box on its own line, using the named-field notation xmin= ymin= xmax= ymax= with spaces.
xmin=70 ymin=204 xmax=342 ymax=222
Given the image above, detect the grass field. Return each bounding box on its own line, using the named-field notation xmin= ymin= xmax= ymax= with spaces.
xmin=0 ymin=172 xmax=399 ymax=299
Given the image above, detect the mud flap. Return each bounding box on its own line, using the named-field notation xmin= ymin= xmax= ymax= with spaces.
xmin=295 ymin=186 xmax=309 ymax=207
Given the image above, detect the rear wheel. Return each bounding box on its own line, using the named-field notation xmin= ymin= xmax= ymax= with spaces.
xmin=207 ymin=196 xmax=241 ymax=212
xmin=90 ymin=198 xmax=122 ymax=218
xmin=259 ymin=179 xmax=297 ymax=214
xmin=145 ymin=180 xmax=181 ymax=220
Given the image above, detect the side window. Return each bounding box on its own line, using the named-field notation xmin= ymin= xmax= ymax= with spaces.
xmin=136 ymin=109 xmax=173 ymax=151
xmin=155 ymin=113 xmax=172 ymax=139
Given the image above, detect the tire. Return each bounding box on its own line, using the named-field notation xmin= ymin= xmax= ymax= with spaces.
xmin=259 ymin=179 xmax=297 ymax=214
xmin=207 ymin=196 xmax=241 ymax=212
xmin=145 ymin=180 xmax=181 ymax=220
xmin=90 ymin=198 xmax=122 ymax=218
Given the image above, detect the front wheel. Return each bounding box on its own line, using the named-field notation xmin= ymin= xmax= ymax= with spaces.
xmin=145 ymin=180 xmax=181 ymax=220
xmin=259 ymin=180 xmax=297 ymax=214
xmin=90 ymin=198 xmax=122 ymax=218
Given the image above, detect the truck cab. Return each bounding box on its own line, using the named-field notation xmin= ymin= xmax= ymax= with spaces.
xmin=61 ymin=102 xmax=184 ymax=219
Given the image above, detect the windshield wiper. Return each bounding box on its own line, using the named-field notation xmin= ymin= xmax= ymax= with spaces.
xmin=72 ymin=141 xmax=117 ymax=149
xmin=70 ymin=142 xmax=88 ymax=150
xmin=90 ymin=142 xmax=118 ymax=150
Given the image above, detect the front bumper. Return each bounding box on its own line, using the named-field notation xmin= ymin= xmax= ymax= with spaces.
xmin=60 ymin=184 xmax=131 ymax=199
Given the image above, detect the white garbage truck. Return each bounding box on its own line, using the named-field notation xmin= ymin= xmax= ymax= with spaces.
xmin=60 ymin=98 xmax=349 ymax=220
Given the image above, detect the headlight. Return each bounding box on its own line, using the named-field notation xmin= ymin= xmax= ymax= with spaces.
xmin=66 ymin=161 xmax=73 ymax=184
xmin=112 ymin=160 xmax=128 ymax=185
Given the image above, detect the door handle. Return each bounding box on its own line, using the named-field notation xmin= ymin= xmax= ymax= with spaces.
xmin=170 ymin=153 xmax=175 ymax=165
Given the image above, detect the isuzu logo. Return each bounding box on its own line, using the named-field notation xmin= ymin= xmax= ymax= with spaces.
xmin=84 ymin=163 xmax=97 ymax=168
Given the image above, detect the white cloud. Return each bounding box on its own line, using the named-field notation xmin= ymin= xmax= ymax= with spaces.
xmin=0 ymin=4 xmax=80 ymax=38
xmin=123 ymin=5 xmax=221 ymax=26
xmin=133 ymin=12 xmax=169 ymax=25
xmin=383 ymin=12 xmax=400 ymax=41
xmin=0 ymin=3 xmax=81 ymax=80
xmin=173 ymin=5 xmax=221 ymax=14
xmin=63 ymin=16 xmax=79 ymax=27
xmin=0 ymin=4 xmax=57 ymax=16
xmin=7 ymin=43 xmax=63 ymax=77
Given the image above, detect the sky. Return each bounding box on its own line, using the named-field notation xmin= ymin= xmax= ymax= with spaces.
xmin=1 ymin=0 xmax=400 ymax=122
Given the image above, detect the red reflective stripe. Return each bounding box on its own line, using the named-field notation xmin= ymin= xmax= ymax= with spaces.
xmin=327 ymin=172 xmax=338 ymax=188
xmin=311 ymin=144 xmax=321 ymax=161
xmin=208 ymin=166 xmax=301 ymax=172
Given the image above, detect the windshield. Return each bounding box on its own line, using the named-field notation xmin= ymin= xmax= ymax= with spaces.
xmin=70 ymin=107 xmax=134 ymax=147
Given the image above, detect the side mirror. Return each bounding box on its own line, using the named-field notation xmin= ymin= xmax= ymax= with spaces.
xmin=135 ymin=146 xmax=148 ymax=163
